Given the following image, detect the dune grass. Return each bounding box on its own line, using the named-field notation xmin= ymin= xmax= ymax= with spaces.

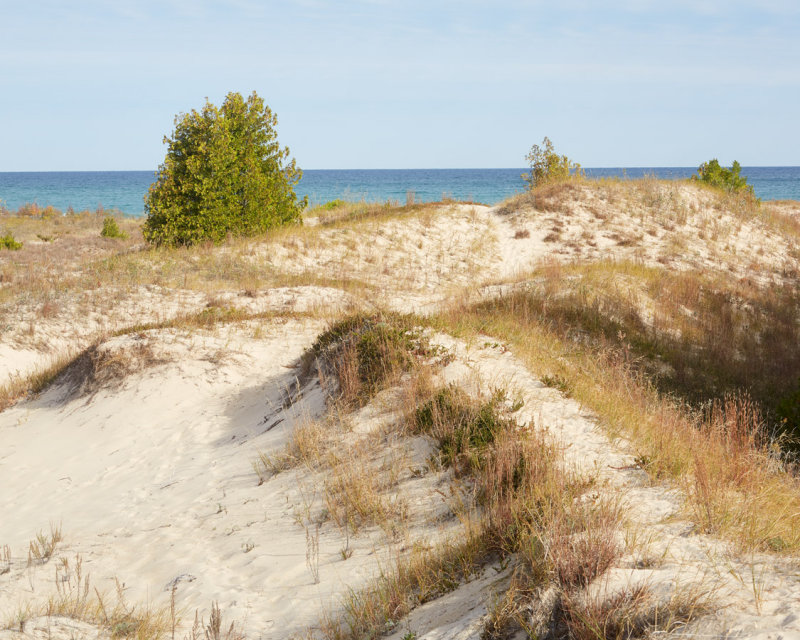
xmin=312 ymin=314 xmax=709 ymax=639
xmin=478 ymin=260 xmax=800 ymax=438
xmin=430 ymin=265 xmax=800 ymax=553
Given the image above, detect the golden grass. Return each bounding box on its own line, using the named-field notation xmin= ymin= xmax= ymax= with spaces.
xmin=2 ymin=551 xmax=176 ymax=640
xmin=315 ymin=365 xmax=710 ymax=640
xmin=318 ymin=533 xmax=490 ymax=640
xmin=5 ymin=182 xmax=798 ymax=638
xmin=494 ymin=175 xmax=800 ymax=262
xmin=492 ymin=260 xmax=800 ymax=422
xmin=304 ymin=199 xmax=456 ymax=228
xmin=0 ymin=307 xmax=316 ymax=412
xmin=27 ymin=523 xmax=62 ymax=566
xmin=0 ymin=200 xmax=477 ymax=356
xmin=430 ymin=268 xmax=800 ymax=553
xmin=323 ymin=447 xmax=408 ymax=535
xmin=254 ymin=419 xmax=329 ymax=479
xmin=311 ymin=323 xmax=636 ymax=638
xmin=0 ymin=351 xmax=82 ymax=411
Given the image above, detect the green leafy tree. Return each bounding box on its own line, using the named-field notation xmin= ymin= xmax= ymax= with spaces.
xmin=143 ymin=91 xmax=306 ymax=246
xmin=694 ymin=159 xmax=754 ymax=195
xmin=523 ymin=136 xmax=583 ymax=188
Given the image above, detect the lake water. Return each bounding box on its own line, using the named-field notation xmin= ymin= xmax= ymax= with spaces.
xmin=1 ymin=167 xmax=798 ymax=217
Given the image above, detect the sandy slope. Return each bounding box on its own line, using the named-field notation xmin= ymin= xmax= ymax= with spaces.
xmin=0 ymin=319 xmax=462 ymax=639
xmin=3 ymin=185 xmax=800 ymax=639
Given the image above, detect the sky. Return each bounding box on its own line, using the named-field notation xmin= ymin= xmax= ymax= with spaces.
xmin=1 ymin=0 xmax=798 ymax=170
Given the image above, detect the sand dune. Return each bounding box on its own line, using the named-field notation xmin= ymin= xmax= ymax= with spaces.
xmin=3 ymin=182 xmax=800 ymax=639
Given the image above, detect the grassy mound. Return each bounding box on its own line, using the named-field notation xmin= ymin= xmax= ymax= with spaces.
xmin=304 ymin=313 xmax=447 ymax=406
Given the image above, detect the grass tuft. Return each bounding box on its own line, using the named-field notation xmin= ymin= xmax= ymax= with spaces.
xmin=27 ymin=523 xmax=63 ymax=565
xmin=305 ymin=313 xmax=445 ymax=406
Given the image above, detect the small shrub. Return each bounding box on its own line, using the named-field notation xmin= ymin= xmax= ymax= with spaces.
xmin=523 ymin=136 xmax=583 ymax=189
xmin=101 ymin=216 xmax=128 ymax=239
xmin=411 ymin=385 xmax=511 ymax=473
xmin=0 ymin=233 xmax=22 ymax=250
xmin=694 ymin=159 xmax=755 ymax=196
xmin=321 ymin=199 xmax=346 ymax=210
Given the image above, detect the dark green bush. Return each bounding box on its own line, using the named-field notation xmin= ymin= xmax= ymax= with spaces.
xmin=143 ymin=91 xmax=306 ymax=247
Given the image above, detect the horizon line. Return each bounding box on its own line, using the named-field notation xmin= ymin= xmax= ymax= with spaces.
xmin=2 ymin=165 xmax=800 ymax=173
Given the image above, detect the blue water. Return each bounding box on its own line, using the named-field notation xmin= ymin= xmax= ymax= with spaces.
xmin=1 ymin=167 xmax=798 ymax=217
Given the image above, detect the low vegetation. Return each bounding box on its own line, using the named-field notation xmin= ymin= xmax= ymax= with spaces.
xmin=27 ymin=523 xmax=62 ymax=566
xmin=694 ymin=158 xmax=755 ymax=195
xmin=3 ymin=174 xmax=800 ymax=639
xmin=523 ymin=136 xmax=583 ymax=188
xmin=318 ymin=368 xmax=707 ymax=639
xmin=0 ymin=233 xmax=22 ymax=250
xmin=2 ymin=544 xmax=219 ymax=640
xmin=409 ymin=384 xmax=512 ymax=472
xmin=101 ymin=216 xmax=128 ymax=239
xmin=304 ymin=313 xmax=447 ymax=407
xmin=475 ymin=261 xmax=800 ymax=441
xmin=286 ymin=313 xmax=707 ymax=638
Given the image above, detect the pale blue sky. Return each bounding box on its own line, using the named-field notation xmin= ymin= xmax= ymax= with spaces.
xmin=1 ymin=0 xmax=798 ymax=170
